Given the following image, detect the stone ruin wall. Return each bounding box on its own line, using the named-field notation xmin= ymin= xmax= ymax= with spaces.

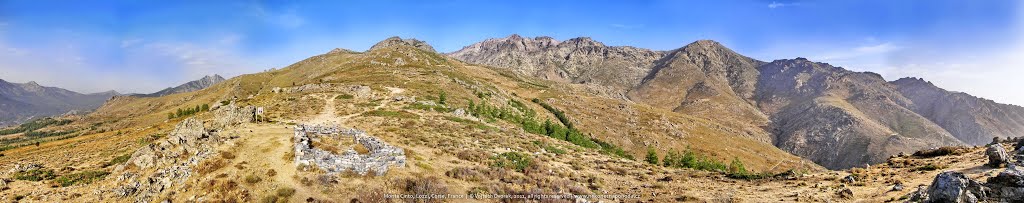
xmin=293 ymin=124 xmax=406 ymax=176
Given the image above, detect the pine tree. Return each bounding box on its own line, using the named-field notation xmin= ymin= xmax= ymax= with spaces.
xmin=645 ymin=147 xmax=659 ymax=165
xmin=168 ymin=112 xmax=175 ymax=119
xmin=663 ymin=150 xmax=678 ymax=167
xmin=438 ymin=91 xmax=447 ymax=105
xmin=201 ymin=104 xmax=209 ymax=111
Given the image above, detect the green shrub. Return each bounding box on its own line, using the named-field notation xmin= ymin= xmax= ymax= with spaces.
xmin=438 ymin=91 xmax=447 ymax=105
xmin=0 ymin=118 xmax=73 ymax=135
xmin=491 ymin=152 xmax=532 ymax=172
xmin=336 ymin=94 xmax=354 ymax=99
xmin=244 ymin=174 xmax=262 ymax=184
xmin=362 ymin=110 xmax=420 ymax=119
xmin=405 ymin=103 xmax=449 ymax=112
xmin=103 ymin=154 xmax=132 ymax=167
xmin=646 ymin=147 xmax=660 ymax=165
xmin=276 ymin=187 xmax=296 ymax=197
xmin=54 ymin=170 xmax=110 ymax=187
xmin=913 ymin=147 xmax=965 ymax=158
xmin=13 ymin=169 xmax=57 ymax=181
xmin=533 ymin=141 xmax=567 ymax=155
xmin=913 ymin=164 xmax=943 ymax=171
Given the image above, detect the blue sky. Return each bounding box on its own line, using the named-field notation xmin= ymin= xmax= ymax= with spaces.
xmin=1 ymin=0 xmax=1022 ymax=104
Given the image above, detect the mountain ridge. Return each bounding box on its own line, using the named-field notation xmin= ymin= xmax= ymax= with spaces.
xmin=0 ymin=79 xmax=119 ymax=127
xmin=451 ymin=35 xmax=1024 ymax=169
xmin=136 ymin=74 xmax=226 ymax=97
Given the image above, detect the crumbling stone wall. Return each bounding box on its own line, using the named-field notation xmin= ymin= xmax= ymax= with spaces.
xmin=293 ymin=124 xmax=406 ymax=176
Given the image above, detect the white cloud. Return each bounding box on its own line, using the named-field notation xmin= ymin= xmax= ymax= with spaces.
xmin=768 ymin=2 xmax=795 ymax=9
xmin=125 ymin=36 xmax=254 ymax=80
xmin=0 ymin=29 xmax=264 ymax=94
xmin=249 ymin=4 xmax=306 ymax=28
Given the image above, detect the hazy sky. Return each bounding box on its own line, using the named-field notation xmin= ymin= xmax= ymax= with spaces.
xmin=1 ymin=0 xmax=1022 ymax=105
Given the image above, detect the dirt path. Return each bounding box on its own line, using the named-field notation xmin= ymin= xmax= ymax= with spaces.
xmin=229 ymin=123 xmax=323 ymax=201
xmin=311 ymin=94 xmax=342 ymax=124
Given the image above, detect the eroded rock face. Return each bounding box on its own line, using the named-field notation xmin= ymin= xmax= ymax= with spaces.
xmin=924 ymin=171 xmax=988 ymax=203
xmin=213 ymin=103 xmax=256 ymax=128
xmin=449 ymin=35 xmax=665 ymax=90
xmin=370 ymin=36 xmax=436 ymax=53
xmin=117 ymin=118 xmax=222 ymax=202
xmin=986 ymin=144 xmax=1011 ymax=167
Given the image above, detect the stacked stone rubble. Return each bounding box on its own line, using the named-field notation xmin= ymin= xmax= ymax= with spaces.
xmin=293 ymin=124 xmax=406 ymax=176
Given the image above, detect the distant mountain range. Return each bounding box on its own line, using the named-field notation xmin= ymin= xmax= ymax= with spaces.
xmin=0 ymin=75 xmax=226 ymax=127
xmin=450 ymin=35 xmax=1024 ymax=169
xmin=0 ymin=80 xmax=118 ymax=127
xmin=134 ymin=75 xmax=225 ymax=97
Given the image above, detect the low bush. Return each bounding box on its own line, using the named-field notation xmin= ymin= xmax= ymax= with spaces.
xmin=362 ymin=110 xmax=420 ymax=119
xmin=491 ymin=152 xmax=532 ymax=172
xmin=54 ymin=170 xmax=110 ymax=187
xmin=13 ymin=169 xmax=56 ymax=181
xmin=403 ymin=176 xmax=448 ymax=203
xmin=102 ymin=154 xmax=132 ymax=167
xmin=244 ymin=174 xmax=262 ymax=184
xmin=913 ymin=146 xmax=966 ymax=158
xmin=913 ymin=164 xmax=944 ymax=172
xmin=276 ymin=187 xmax=296 ymax=197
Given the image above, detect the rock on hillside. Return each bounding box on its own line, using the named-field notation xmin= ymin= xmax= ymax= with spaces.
xmin=370 ymin=36 xmax=436 ymax=53
xmin=448 ymin=34 xmax=665 ymax=90
xmin=892 ymin=77 xmax=1024 ymax=145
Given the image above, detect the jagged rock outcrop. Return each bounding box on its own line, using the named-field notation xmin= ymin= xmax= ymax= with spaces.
xmin=923 ymin=171 xmax=988 ymax=203
xmin=212 ymin=103 xmax=257 ymax=128
xmin=116 ymin=117 xmax=222 ymax=202
xmin=986 ymin=165 xmax=1024 ymax=200
xmin=986 ymin=144 xmax=1011 ymax=167
xmin=370 ymin=36 xmax=436 ymax=53
xmin=448 ymin=35 xmax=665 ymax=90
xmin=136 ymin=75 xmax=225 ymax=97
xmin=892 ymin=77 xmax=1024 ymax=145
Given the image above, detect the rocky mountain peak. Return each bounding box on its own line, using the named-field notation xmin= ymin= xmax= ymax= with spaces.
xmin=327 ymin=48 xmax=356 ymax=54
xmin=369 ymin=36 xmax=436 ymax=53
xmin=563 ymin=37 xmax=605 ymax=47
xmin=137 ymin=74 xmax=226 ymax=97
xmin=892 ymin=77 xmax=934 ymax=87
xmin=206 ymin=74 xmax=225 ymax=82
